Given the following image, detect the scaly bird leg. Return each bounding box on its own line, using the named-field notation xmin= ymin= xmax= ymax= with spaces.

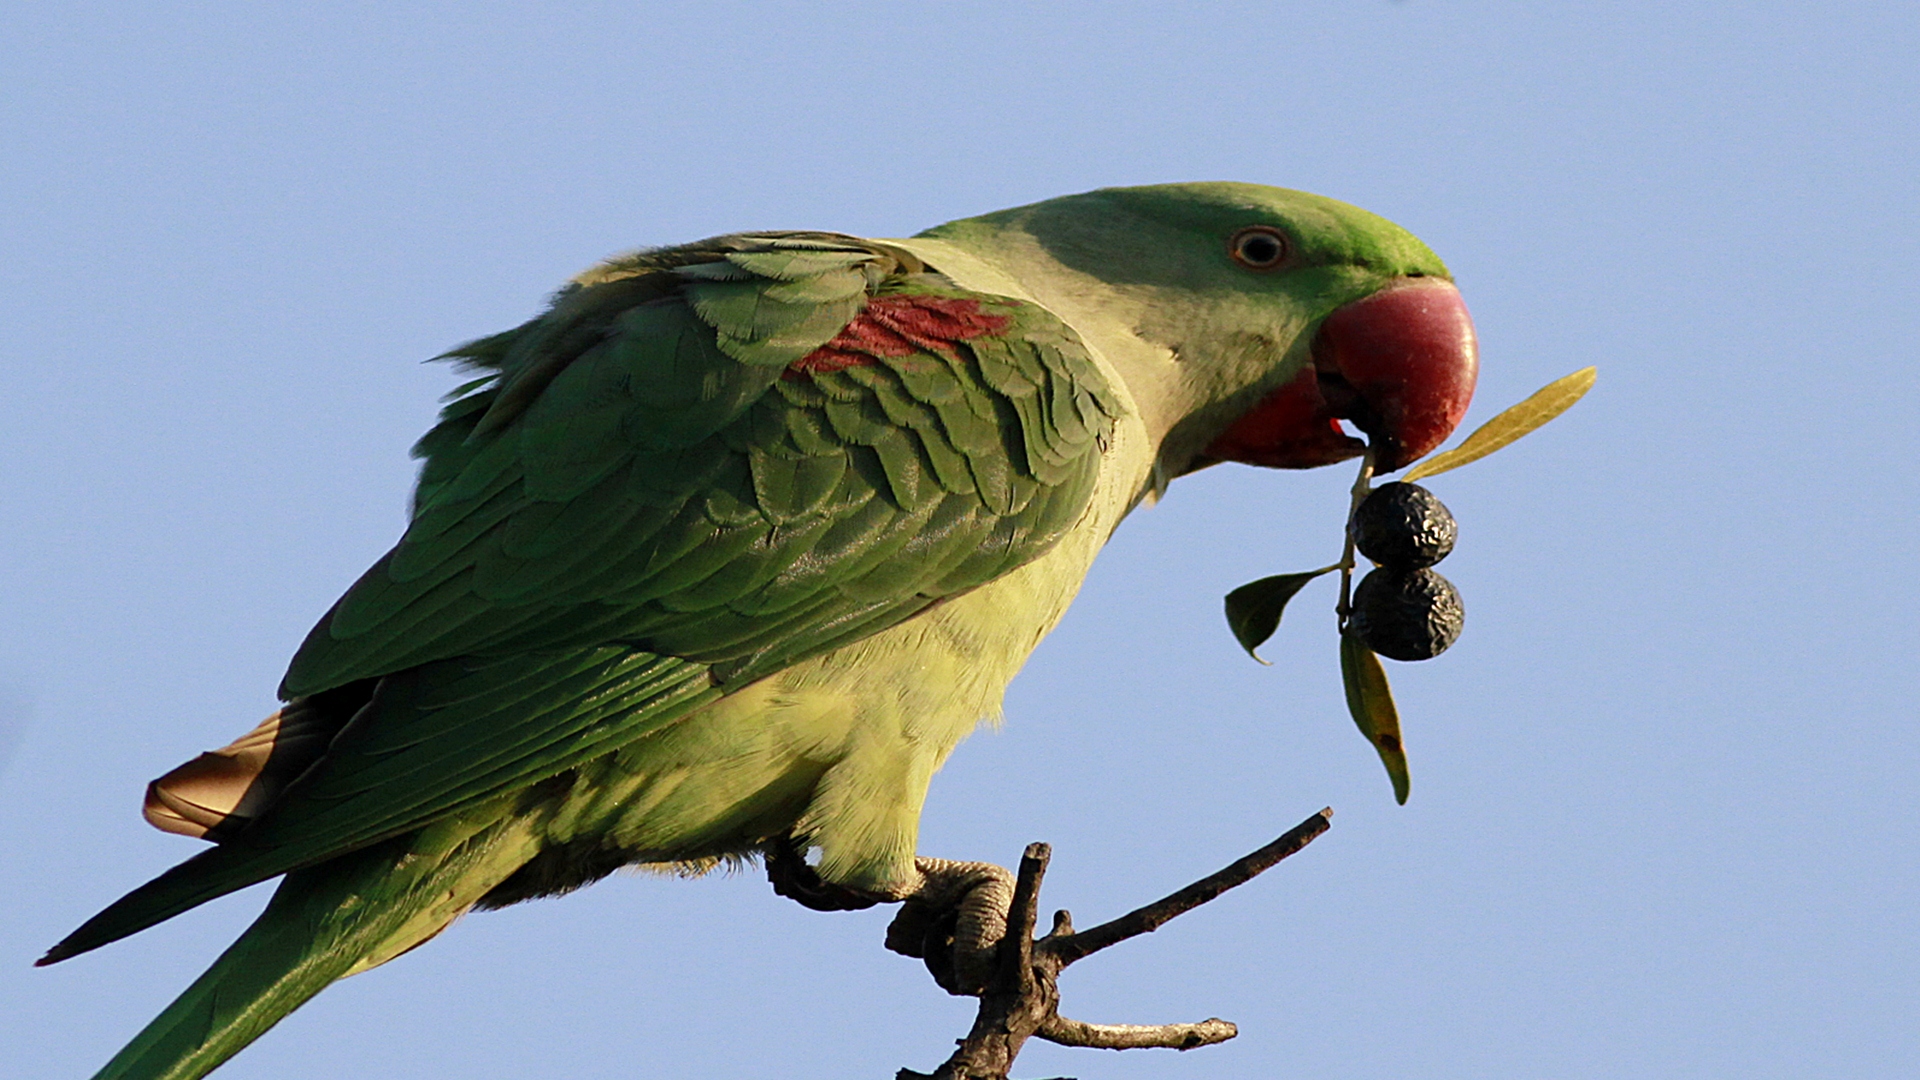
xmin=883 ymin=857 xmax=1015 ymax=996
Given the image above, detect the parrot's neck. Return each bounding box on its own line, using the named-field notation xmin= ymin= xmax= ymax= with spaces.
xmin=889 ymin=231 xmax=1199 ymax=487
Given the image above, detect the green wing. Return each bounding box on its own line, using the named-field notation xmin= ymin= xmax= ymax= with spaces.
xmin=45 ymin=232 xmax=1120 ymax=963
xmin=283 ymin=232 xmax=1118 ymax=694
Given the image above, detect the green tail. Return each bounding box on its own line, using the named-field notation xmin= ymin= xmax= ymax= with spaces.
xmin=91 ymin=812 xmax=538 ymax=1080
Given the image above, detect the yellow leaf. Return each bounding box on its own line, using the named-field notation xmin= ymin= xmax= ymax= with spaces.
xmin=1403 ymin=366 xmax=1596 ymax=482
xmin=1340 ymin=632 xmax=1409 ymax=804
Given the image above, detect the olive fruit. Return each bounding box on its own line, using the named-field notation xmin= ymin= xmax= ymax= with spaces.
xmin=1349 ymin=567 xmax=1465 ymax=661
xmin=1349 ymin=481 xmax=1456 ymax=569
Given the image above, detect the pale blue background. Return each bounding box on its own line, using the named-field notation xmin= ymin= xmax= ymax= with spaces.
xmin=4 ymin=3 xmax=1916 ymax=1077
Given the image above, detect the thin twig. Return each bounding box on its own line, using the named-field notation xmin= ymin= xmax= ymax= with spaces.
xmin=1044 ymin=809 xmax=1333 ymax=967
xmin=1337 ymin=449 xmax=1375 ymax=627
xmin=997 ymin=843 xmax=1048 ymax=990
xmin=1038 ymin=1015 xmax=1238 ymax=1050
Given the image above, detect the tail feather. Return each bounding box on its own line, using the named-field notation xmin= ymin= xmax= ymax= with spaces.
xmin=88 ymin=813 xmax=538 ymax=1080
xmin=41 ymin=844 xmax=290 ymax=967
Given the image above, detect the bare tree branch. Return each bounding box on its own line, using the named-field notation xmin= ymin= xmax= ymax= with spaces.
xmin=897 ymin=808 xmax=1334 ymax=1080
xmin=1038 ymin=1015 xmax=1238 ymax=1050
xmin=1046 ymin=807 xmax=1333 ymax=966
xmin=997 ymin=843 xmax=1048 ymax=990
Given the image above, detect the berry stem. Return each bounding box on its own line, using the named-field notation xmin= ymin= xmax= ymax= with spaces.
xmin=1337 ymin=450 xmax=1376 ymax=630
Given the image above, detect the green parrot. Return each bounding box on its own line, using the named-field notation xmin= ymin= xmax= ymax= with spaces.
xmin=43 ymin=182 xmax=1478 ymax=1080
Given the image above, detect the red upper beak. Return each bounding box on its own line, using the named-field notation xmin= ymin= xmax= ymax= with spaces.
xmin=1200 ymin=278 xmax=1479 ymax=473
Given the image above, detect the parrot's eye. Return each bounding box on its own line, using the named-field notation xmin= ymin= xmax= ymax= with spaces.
xmin=1228 ymin=226 xmax=1290 ymax=270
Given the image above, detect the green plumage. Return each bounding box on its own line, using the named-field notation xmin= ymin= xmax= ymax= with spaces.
xmin=91 ymin=814 xmax=544 ymax=1080
xmin=53 ymin=231 xmax=1117 ymax=974
xmin=288 ymin=241 xmax=1112 ymax=697
xmin=51 ymin=183 xmax=1462 ymax=1080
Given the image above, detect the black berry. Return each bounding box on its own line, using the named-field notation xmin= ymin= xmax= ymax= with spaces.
xmin=1350 ymin=482 xmax=1456 ymax=569
xmin=1350 ymin=567 xmax=1465 ymax=661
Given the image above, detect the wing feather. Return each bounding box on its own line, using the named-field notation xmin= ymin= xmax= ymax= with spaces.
xmin=200 ymin=237 xmax=1121 ymax=917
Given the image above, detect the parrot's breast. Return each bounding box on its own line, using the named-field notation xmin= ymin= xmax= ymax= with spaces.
xmin=529 ymin=365 xmax=1155 ymax=896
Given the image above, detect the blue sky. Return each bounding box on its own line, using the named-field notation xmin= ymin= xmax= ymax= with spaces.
xmin=3 ymin=3 xmax=1916 ymax=1077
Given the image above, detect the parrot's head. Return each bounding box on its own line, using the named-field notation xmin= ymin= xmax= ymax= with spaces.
xmin=919 ymin=182 xmax=1477 ymax=477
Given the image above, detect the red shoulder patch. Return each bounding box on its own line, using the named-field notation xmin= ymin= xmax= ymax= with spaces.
xmin=786 ymin=295 xmax=1012 ymax=379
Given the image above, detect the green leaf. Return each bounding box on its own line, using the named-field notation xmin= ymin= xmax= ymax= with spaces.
xmin=1223 ymin=566 xmax=1339 ymax=662
xmin=1340 ymin=631 xmax=1410 ymax=804
xmin=1402 ymin=366 xmax=1597 ymax=482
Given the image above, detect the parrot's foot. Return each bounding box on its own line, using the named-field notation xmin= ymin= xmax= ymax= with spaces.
xmin=764 ymin=836 xmax=883 ymax=912
xmin=884 ymin=857 xmax=1016 ymax=996
xmin=762 ymin=838 xmax=1014 ymax=993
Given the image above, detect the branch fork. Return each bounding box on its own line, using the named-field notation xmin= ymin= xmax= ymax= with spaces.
xmin=898 ymin=808 xmax=1333 ymax=1080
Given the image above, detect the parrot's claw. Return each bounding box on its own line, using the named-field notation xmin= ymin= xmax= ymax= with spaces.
xmin=764 ymin=837 xmax=884 ymax=912
xmin=764 ymin=839 xmax=1014 ymax=995
xmin=884 ymin=857 xmax=1015 ymax=996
